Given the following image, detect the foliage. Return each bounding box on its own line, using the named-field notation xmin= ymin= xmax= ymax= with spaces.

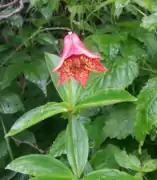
xmin=1 ymin=0 xmax=157 ymax=180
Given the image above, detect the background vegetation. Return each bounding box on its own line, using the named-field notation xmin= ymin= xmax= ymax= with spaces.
xmin=1 ymin=0 xmax=157 ymax=179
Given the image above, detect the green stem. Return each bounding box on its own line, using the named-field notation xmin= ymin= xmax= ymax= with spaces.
xmin=0 ymin=116 xmax=14 ymax=160
xmin=68 ymin=79 xmax=73 ymax=108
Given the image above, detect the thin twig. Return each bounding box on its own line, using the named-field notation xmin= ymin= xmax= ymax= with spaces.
xmin=12 ymin=137 xmax=46 ymax=154
xmin=0 ymin=0 xmax=19 ymax=9
xmin=0 ymin=0 xmax=23 ymax=20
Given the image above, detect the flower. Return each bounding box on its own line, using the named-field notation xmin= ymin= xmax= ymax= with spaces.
xmin=53 ymin=32 xmax=108 ymax=87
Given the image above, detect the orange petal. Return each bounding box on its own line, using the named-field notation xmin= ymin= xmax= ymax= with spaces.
xmin=58 ymin=72 xmax=71 ymax=85
xmin=73 ymin=69 xmax=89 ymax=87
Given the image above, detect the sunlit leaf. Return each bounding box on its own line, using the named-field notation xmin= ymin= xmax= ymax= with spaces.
xmin=49 ymin=131 xmax=66 ymax=157
xmin=134 ymin=77 xmax=157 ymax=143
xmin=6 ymin=155 xmax=74 ymax=179
xmin=83 ymin=169 xmax=137 ymax=180
xmin=7 ymin=102 xmax=68 ymax=137
xmin=75 ymin=89 xmax=136 ymax=109
xmin=66 ymin=116 xmax=89 ymax=177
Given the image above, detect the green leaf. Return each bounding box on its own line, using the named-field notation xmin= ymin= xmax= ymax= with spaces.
xmin=87 ymin=115 xmax=105 ymax=147
xmin=24 ymin=60 xmax=49 ymax=96
xmin=131 ymin=28 xmax=157 ymax=57
xmin=90 ymin=145 xmax=119 ymax=170
xmin=75 ymin=89 xmax=136 ymax=109
xmin=141 ymin=13 xmax=157 ymax=31
xmin=114 ymin=0 xmax=130 ymax=17
xmin=13 ymin=130 xmax=36 ymax=145
xmin=132 ymin=0 xmax=151 ymax=10
xmin=142 ymin=159 xmax=157 ymax=172
xmin=134 ymin=77 xmax=157 ymax=143
xmin=113 ymin=146 xmax=141 ymax=171
xmin=87 ymin=59 xmax=138 ymax=91
xmin=0 ymin=91 xmax=24 ymax=114
xmin=6 ymin=102 xmax=68 ymax=137
xmin=36 ymin=33 xmax=56 ymax=45
xmin=6 ymin=155 xmax=74 ymax=179
xmin=83 ymin=169 xmax=137 ymax=180
xmin=103 ymin=104 xmax=135 ymax=139
xmin=49 ymin=130 xmax=66 ymax=157
xmin=29 ymin=176 xmax=68 ymax=180
xmin=66 ymin=116 xmax=89 ymax=177
xmin=0 ymin=53 xmax=30 ymax=90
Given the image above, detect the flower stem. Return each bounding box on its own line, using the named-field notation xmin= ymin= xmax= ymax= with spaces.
xmin=68 ymin=79 xmax=73 ymax=108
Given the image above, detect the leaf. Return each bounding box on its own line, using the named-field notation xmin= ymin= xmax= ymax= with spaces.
xmin=103 ymin=104 xmax=135 ymax=139
xmin=90 ymin=145 xmax=119 ymax=170
xmin=66 ymin=116 xmax=89 ymax=177
xmin=87 ymin=59 xmax=139 ymax=91
xmin=13 ymin=130 xmax=36 ymax=145
xmin=141 ymin=13 xmax=157 ymax=31
xmin=24 ymin=60 xmax=49 ymax=96
xmin=6 ymin=155 xmax=74 ymax=179
xmin=6 ymin=102 xmax=68 ymax=137
xmin=114 ymin=0 xmax=130 ymax=17
xmin=29 ymin=176 xmax=68 ymax=180
xmin=75 ymin=89 xmax=136 ymax=109
xmin=36 ymin=33 xmax=56 ymax=45
xmin=0 ymin=171 xmax=16 ymax=180
xmin=132 ymin=0 xmax=151 ymax=10
xmin=0 ymin=53 xmax=30 ymax=90
xmin=87 ymin=115 xmax=105 ymax=147
xmin=49 ymin=131 xmax=66 ymax=157
xmin=0 ymin=91 xmax=24 ymax=114
xmin=113 ymin=146 xmax=141 ymax=171
xmin=134 ymin=77 xmax=157 ymax=143
xmin=83 ymin=169 xmax=137 ymax=180
xmin=131 ymin=28 xmax=157 ymax=57
xmin=142 ymin=159 xmax=157 ymax=172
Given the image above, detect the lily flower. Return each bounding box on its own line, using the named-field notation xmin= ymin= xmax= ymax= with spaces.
xmin=53 ymin=32 xmax=108 ymax=87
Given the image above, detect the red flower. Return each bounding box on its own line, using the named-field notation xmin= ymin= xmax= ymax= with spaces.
xmin=53 ymin=32 xmax=108 ymax=87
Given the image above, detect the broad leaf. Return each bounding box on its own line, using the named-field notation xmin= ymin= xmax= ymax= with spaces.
xmin=103 ymin=104 xmax=135 ymax=139
xmin=6 ymin=155 xmax=74 ymax=179
xmin=134 ymin=77 xmax=157 ymax=143
xmin=29 ymin=176 xmax=69 ymax=180
xmin=113 ymin=146 xmax=141 ymax=171
xmin=7 ymin=102 xmax=68 ymax=137
xmin=83 ymin=169 xmax=137 ymax=180
xmin=66 ymin=116 xmax=89 ymax=177
xmin=114 ymin=0 xmax=130 ymax=17
xmin=142 ymin=159 xmax=157 ymax=172
xmin=141 ymin=13 xmax=157 ymax=31
xmin=87 ymin=115 xmax=105 ymax=147
xmin=75 ymin=89 xmax=136 ymax=109
xmin=49 ymin=130 xmax=66 ymax=157
xmin=0 ymin=52 xmax=30 ymax=90
xmin=90 ymin=145 xmax=119 ymax=170
xmin=87 ymin=59 xmax=138 ymax=91
xmin=13 ymin=130 xmax=37 ymax=146
xmin=0 ymin=91 xmax=23 ymax=114
xmin=24 ymin=60 xmax=49 ymax=96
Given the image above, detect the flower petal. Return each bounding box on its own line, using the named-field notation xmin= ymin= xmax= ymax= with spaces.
xmin=73 ymin=69 xmax=90 ymax=87
xmin=58 ymin=72 xmax=70 ymax=85
xmin=53 ymin=33 xmax=100 ymax=72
